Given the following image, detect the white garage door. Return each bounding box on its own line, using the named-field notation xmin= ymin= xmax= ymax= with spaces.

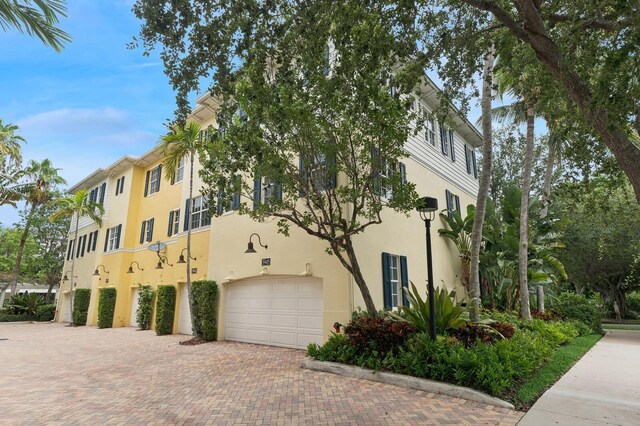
xmin=225 ymin=277 xmax=323 ymax=350
xmin=178 ymin=284 xmax=193 ymax=335
xmin=130 ymin=288 xmax=140 ymax=327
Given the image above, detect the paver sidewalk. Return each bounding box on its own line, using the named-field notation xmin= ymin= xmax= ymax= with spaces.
xmin=0 ymin=323 xmax=523 ymax=425
xmin=518 ymin=330 xmax=640 ymax=426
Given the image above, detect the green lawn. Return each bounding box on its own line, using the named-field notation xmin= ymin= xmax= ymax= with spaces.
xmin=515 ymin=333 xmax=602 ymax=407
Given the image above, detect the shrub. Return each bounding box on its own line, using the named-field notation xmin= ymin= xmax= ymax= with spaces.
xmin=0 ymin=310 xmax=37 ymax=322
xmin=135 ymin=285 xmax=155 ymax=330
xmin=97 ymin=287 xmax=117 ymax=329
xmin=36 ymin=304 xmax=56 ymax=321
xmin=73 ymin=288 xmax=91 ymax=325
xmin=344 ymin=315 xmax=415 ymax=357
xmin=389 ymin=283 xmax=466 ymax=335
xmin=531 ymin=309 xmax=561 ymax=321
xmin=554 ymin=292 xmax=602 ymax=332
xmin=626 ymin=292 xmax=640 ymax=318
xmin=7 ymin=293 xmax=45 ymax=315
xmin=155 ymin=285 xmax=176 ymax=336
xmin=449 ymin=321 xmax=515 ymax=348
xmin=191 ymin=280 xmax=218 ymax=341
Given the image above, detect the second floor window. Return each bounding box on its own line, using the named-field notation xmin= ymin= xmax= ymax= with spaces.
xmin=144 ymin=165 xmax=162 ymax=196
xmin=426 ymin=118 xmax=436 ymax=146
xmin=140 ymin=218 xmax=154 ymax=243
xmin=175 ymin=158 xmax=184 ymax=183
xmin=167 ymin=209 xmax=180 ymax=236
xmin=184 ymin=196 xmax=211 ymax=230
xmin=104 ymin=225 xmax=122 ymax=252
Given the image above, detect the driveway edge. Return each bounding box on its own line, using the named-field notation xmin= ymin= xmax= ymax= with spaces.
xmin=302 ymin=358 xmax=515 ymax=410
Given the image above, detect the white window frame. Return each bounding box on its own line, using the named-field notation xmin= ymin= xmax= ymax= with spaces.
xmin=390 ymin=255 xmax=400 ymax=308
xmin=261 ymin=177 xmax=276 ymax=203
xmin=144 ymin=218 xmax=153 ymax=242
xmin=190 ymin=196 xmax=210 ymax=229
xmin=309 ymin=153 xmax=331 ymax=192
xmin=149 ymin=167 xmax=160 ymax=195
xmin=170 ymin=209 xmax=180 ymax=236
xmin=175 ymin=158 xmax=185 ymax=183
xmin=107 ymin=226 xmax=120 ymax=252
xmin=427 ymin=118 xmax=436 ymax=146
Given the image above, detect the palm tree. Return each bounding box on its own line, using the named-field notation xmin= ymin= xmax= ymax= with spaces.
xmin=160 ymin=121 xmax=202 ymax=338
xmin=0 ymin=0 xmax=71 ymax=52
xmin=50 ymin=189 xmax=104 ymax=323
xmin=8 ymin=159 xmax=66 ymax=297
xmin=0 ymin=119 xmax=25 ymax=172
xmin=469 ymin=44 xmax=495 ymax=322
xmin=439 ymin=207 xmax=474 ymax=296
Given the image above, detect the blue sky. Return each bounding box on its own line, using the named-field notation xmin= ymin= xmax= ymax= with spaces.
xmin=0 ymin=1 xmax=497 ymax=227
xmin=0 ymin=0 xmax=176 ymax=226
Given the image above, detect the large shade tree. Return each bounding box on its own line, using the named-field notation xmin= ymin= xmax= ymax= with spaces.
xmin=134 ymin=0 xmax=424 ymax=314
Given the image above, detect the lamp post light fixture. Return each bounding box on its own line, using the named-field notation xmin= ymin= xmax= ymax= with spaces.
xmin=126 ymin=261 xmax=144 ymax=274
xmin=176 ymin=248 xmax=196 ymax=264
xmin=417 ymin=196 xmax=439 ymax=341
xmin=245 ymin=233 xmax=268 ymax=253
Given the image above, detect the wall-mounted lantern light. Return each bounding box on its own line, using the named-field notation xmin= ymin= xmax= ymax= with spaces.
xmin=126 ymin=261 xmax=144 ymax=274
xmin=245 ymin=233 xmax=268 ymax=253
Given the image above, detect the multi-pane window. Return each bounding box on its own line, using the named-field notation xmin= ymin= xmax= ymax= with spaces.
xmin=426 ymin=118 xmax=436 ymax=146
xmin=140 ymin=218 xmax=154 ymax=243
xmin=190 ymin=196 xmax=210 ymax=229
xmin=149 ymin=167 xmax=160 ymax=195
xmin=445 ymin=189 xmax=462 ymax=219
xmin=175 ymin=158 xmax=184 ymax=183
xmin=168 ymin=209 xmax=180 ymax=236
xmin=106 ymin=225 xmax=121 ymax=252
xmin=389 ymin=255 xmax=400 ymax=308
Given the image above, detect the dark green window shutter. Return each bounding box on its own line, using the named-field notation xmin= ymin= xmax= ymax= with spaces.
xmin=115 ymin=224 xmax=122 ymax=249
xmin=155 ymin=165 xmax=162 ymax=192
xmin=440 ymin=125 xmax=447 ymax=155
xmin=92 ymin=231 xmax=98 ymax=251
xmin=76 ymin=236 xmax=82 ymax=258
xmin=66 ymin=240 xmax=73 ymax=260
xmin=253 ymin=172 xmax=261 ymax=210
xmin=449 ymin=130 xmax=455 ymax=161
xmin=121 ymin=176 xmax=125 ymax=194
xmin=167 ymin=211 xmax=174 ymax=236
xmin=87 ymin=232 xmax=93 ymax=253
xmin=382 ymin=252 xmax=392 ymax=310
xmin=400 ymin=255 xmax=409 ymax=307
xmin=99 ymin=183 xmax=106 ymax=204
xmin=465 ymin=145 xmax=471 ymax=174
xmin=148 ymin=218 xmax=154 ymax=241
xmin=299 ymin=156 xmax=307 ymax=197
xmin=103 ymin=229 xmax=110 ymax=252
xmin=80 ymin=235 xmax=86 ymax=257
xmin=445 ymin=190 xmax=452 ymax=219
xmin=455 ymin=195 xmax=461 ymax=213
xmin=183 ymin=199 xmax=191 ymax=231
xmin=144 ymin=171 xmax=150 ymax=197
xmin=472 ymin=150 xmax=478 ymax=178
xmin=139 ymin=221 xmax=146 ymax=244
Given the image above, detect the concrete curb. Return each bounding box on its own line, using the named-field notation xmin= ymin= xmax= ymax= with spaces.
xmin=302 ymin=358 xmax=515 ymax=410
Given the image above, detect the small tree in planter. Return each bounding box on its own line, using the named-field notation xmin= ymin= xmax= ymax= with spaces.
xmin=136 ymin=284 xmax=155 ymax=330
xmin=191 ymin=280 xmax=218 ymax=341
xmin=155 ymin=285 xmax=176 ymax=336
xmin=73 ymin=288 xmax=91 ymax=325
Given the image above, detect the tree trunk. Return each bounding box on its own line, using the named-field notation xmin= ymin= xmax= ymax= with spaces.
xmin=334 ymin=237 xmax=377 ymax=316
xmin=540 ymin=132 xmax=556 ymax=219
xmin=9 ymin=203 xmax=36 ymax=297
xmin=186 ymin=150 xmax=198 ymax=338
xmin=68 ymin=215 xmax=80 ymax=324
xmin=469 ymin=44 xmax=495 ymax=322
xmin=46 ymin=281 xmax=56 ymax=303
xmin=519 ymin=104 xmax=534 ymax=320
xmin=482 ymin=1 xmax=640 ymax=204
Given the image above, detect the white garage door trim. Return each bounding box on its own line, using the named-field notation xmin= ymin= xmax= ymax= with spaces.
xmin=225 ymin=276 xmax=323 ymax=350
xmin=178 ymin=283 xmax=193 ymax=335
xmin=130 ymin=288 xmax=140 ymax=327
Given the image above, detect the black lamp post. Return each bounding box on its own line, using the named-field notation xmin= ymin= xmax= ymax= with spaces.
xmin=417 ymin=196 xmax=438 ymax=341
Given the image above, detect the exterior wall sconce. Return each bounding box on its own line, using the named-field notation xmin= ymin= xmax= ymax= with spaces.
xmin=155 ymin=256 xmax=173 ymax=270
xmin=416 ymin=196 xmax=438 ymax=341
xmin=62 ymin=270 xmax=72 ymax=281
xmin=93 ymin=264 xmax=110 ymax=276
xmin=300 ymin=263 xmax=312 ymax=277
xmin=245 ymin=233 xmax=268 ymax=253
xmin=126 ymin=261 xmax=144 ymax=274
xmin=176 ymin=248 xmax=196 ymax=264
xmin=148 ymin=240 xmax=173 ymax=269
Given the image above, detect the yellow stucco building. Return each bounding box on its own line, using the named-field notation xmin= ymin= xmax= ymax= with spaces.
xmin=56 ymin=84 xmax=481 ymax=350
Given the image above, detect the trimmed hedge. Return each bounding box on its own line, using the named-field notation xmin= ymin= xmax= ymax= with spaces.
xmin=97 ymin=287 xmax=117 ymax=329
xmin=36 ymin=304 xmax=56 ymax=321
xmin=554 ymin=292 xmax=602 ymax=332
xmin=0 ymin=311 xmax=37 ymax=322
xmin=136 ymin=285 xmax=155 ymax=330
xmin=191 ymin=280 xmax=219 ymax=341
xmin=73 ymin=288 xmax=92 ymax=325
xmin=155 ymin=285 xmax=176 ymax=336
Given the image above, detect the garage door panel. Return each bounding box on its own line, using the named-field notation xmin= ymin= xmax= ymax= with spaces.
xmin=298 ymin=314 xmax=322 ymax=329
xmin=271 ymin=331 xmax=296 ymax=346
xmin=270 ymin=314 xmax=296 ymax=327
xmin=225 ymin=277 xmax=323 ymax=350
xmin=178 ymin=284 xmax=192 ymax=335
xmin=130 ymin=288 xmax=140 ymax=327
xmin=271 ymin=297 xmax=297 ymax=310
xmin=298 ymin=297 xmax=322 ymax=311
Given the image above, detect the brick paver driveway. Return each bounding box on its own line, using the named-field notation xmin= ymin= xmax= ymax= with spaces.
xmin=0 ymin=323 xmax=523 ymax=425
